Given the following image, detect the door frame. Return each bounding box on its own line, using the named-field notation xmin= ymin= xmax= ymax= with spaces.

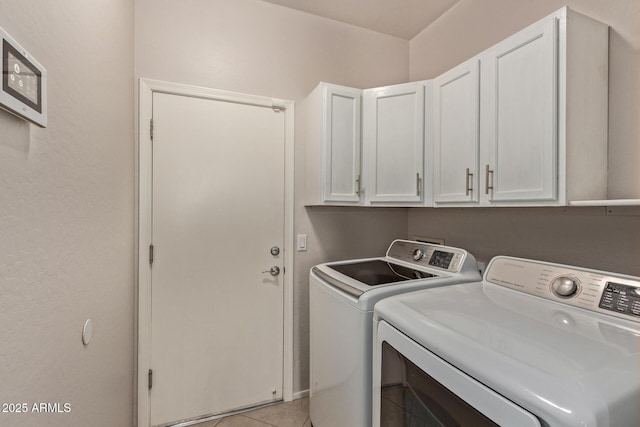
xmin=136 ymin=78 xmax=295 ymax=427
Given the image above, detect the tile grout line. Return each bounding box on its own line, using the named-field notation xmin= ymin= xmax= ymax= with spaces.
xmin=241 ymin=398 xmax=310 ymax=427
xmin=240 ymin=414 xmax=280 ymax=427
xmin=191 ymin=398 xmax=310 ymax=427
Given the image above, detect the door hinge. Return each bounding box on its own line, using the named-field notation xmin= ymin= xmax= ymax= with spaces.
xmin=271 ymin=100 xmax=285 ymax=112
xmin=150 ymin=118 xmax=154 ymax=141
xmin=149 ymin=244 xmax=154 ymax=265
xmin=148 ymin=369 xmax=153 ymax=390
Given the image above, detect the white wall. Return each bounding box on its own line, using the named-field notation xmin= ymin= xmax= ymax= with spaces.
xmin=0 ymin=1 xmax=134 ymax=426
xmin=135 ymin=0 xmax=409 ymax=101
xmin=408 ymin=0 xmax=640 ymax=277
xmin=135 ymin=0 xmax=410 ymax=396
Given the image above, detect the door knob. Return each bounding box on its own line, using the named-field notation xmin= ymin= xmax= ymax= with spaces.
xmin=263 ymin=266 xmax=280 ymax=276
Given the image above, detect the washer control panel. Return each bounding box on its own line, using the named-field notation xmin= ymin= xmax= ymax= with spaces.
xmin=412 ymin=248 xmax=425 ymax=261
xmin=486 ymin=256 xmax=640 ymax=323
xmin=387 ymin=240 xmax=467 ymax=273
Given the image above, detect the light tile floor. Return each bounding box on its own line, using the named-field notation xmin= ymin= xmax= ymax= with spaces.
xmin=193 ymin=398 xmax=310 ymax=427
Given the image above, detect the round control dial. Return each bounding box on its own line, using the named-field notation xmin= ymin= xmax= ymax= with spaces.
xmin=412 ymin=249 xmax=425 ymax=261
xmin=551 ymin=276 xmax=580 ymax=298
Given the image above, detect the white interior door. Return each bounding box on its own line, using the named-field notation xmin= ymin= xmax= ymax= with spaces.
xmin=150 ymin=92 xmax=285 ymax=426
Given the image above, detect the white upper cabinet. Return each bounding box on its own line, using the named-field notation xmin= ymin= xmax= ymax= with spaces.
xmin=479 ymin=7 xmax=608 ymax=206
xmin=433 ymin=59 xmax=480 ymax=204
xmin=303 ymin=83 xmax=363 ymax=205
xmin=433 ymin=7 xmax=608 ymax=207
xmin=480 ymin=13 xmax=558 ymax=203
xmin=363 ymin=82 xmax=428 ymax=205
xmin=304 ymin=8 xmax=608 ymax=209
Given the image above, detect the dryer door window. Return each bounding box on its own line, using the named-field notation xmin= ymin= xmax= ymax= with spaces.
xmin=380 ymin=341 xmax=498 ymax=426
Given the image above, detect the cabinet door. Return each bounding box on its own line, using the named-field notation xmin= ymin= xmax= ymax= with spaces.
xmin=433 ymin=59 xmax=480 ymax=204
xmin=364 ymin=83 xmax=424 ymax=204
xmin=481 ymin=16 xmax=558 ymax=203
xmin=322 ymin=85 xmax=362 ymax=203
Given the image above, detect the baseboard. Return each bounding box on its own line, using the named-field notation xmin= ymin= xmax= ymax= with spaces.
xmin=293 ymin=389 xmax=309 ymax=400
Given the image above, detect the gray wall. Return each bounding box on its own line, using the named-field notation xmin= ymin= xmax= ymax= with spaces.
xmin=0 ymin=0 xmax=134 ymax=426
xmin=409 ymin=0 xmax=640 ymax=277
xmin=409 ymin=207 xmax=640 ymax=276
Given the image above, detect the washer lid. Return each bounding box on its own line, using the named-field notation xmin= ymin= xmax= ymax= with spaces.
xmin=375 ymin=283 xmax=640 ymax=427
xmin=326 ymin=259 xmax=437 ymax=286
xmin=311 ymin=259 xmax=441 ymax=300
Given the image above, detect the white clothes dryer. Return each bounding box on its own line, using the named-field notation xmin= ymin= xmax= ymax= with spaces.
xmin=309 ymin=239 xmax=481 ymax=427
xmin=373 ymin=256 xmax=640 ymax=426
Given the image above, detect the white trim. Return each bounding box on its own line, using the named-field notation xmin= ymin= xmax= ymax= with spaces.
xmin=292 ymin=389 xmax=310 ymax=400
xmin=136 ymin=78 xmax=295 ymax=427
xmin=137 ymin=78 xmax=153 ymax=427
xmin=569 ymin=199 xmax=640 ymax=207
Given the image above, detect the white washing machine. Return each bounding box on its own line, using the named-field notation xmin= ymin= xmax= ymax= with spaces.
xmin=373 ymin=256 xmax=640 ymax=426
xmin=309 ymin=239 xmax=481 ymax=427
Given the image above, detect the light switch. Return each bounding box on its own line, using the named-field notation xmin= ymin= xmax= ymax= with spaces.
xmin=297 ymin=234 xmax=307 ymax=252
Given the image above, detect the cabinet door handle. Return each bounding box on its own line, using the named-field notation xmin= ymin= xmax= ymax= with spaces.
xmin=355 ymin=175 xmax=361 ymax=197
xmin=416 ymin=173 xmax=421 ymax=196
xmin=485 ymin=164 xmax=494 ymax=195
xmin=465 ymin=168 xmax=473 ymax=196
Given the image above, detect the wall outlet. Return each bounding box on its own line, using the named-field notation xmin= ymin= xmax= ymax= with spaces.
xmin=413 ymin=236 xmax=445 ymax=245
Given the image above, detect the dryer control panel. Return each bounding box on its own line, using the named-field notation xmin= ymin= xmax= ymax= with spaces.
xmin=599 ymin=282 xmax=640 ymax=318
xmin=485 ymin=257 xmax=640 ymax=323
